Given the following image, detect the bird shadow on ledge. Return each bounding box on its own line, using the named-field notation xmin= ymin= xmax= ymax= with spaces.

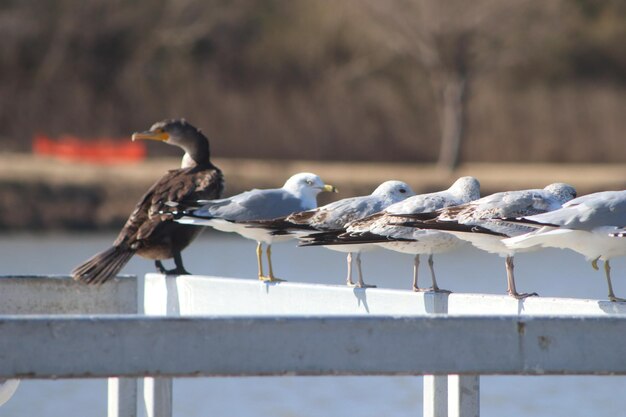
xmin=597 ymin=299 xmax=626 ymax=314
xmin=352 ymin=287 xmax=370 ymax=313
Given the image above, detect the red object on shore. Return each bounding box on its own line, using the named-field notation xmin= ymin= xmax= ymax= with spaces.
xmin=33 ymin=135 xmax=146 ymax=164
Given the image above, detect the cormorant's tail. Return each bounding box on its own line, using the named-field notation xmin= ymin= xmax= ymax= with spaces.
xmin=71 ymin=246 xmax=135 ymax=285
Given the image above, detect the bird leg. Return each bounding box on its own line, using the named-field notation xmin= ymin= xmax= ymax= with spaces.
xmin=426 ymin=254 xmax=451 ymax=293
xmin=256 ymin=242 xmax=265 ymax=280
xmin=266 ymin=244 xmax=284 ymax=282
xmin=603 ymin=260 xmax=626 ymax=302
xmin=413 ymin=254 xmax=451 ymax=293
xmin=411 ymin=254 xmax=421 ymax=291
xmin=350 ymin=253 xmax=376 ymax=288
xmin=505 ymin=256 xmax=537 ymax=299
xmin=266 ymin=244 xmax=276 ymax=278
xmin=259 ymin=244 xmax=285 ymax=282
xmin=155 ymin=260 xmax=167 ymax=274
xmin=591 ymin=257 xmax=600 ymax=270
xmin=154 ymin=252 xmax=190 ymax=275
xmin=171 ymin=252 xmax=191 ymax=274
xmin=346 ymin=252 xmax=354 ymax=286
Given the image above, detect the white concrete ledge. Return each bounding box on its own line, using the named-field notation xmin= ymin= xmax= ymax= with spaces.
xmin=2 ymin=274 xmax=624 ymax=317
xmin=0 ymin=275 xmax=138 ymax=315
xmin=1 ymin=315 xmax=626 ymax=378
xmin=143 ymin=274 xmax=626 ymax=317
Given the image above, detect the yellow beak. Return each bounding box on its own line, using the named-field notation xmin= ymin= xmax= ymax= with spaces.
xmin=131 ymin=131 xmax=170 ymax=142
xmin=323 ymin=184 xmax=338 ymax=193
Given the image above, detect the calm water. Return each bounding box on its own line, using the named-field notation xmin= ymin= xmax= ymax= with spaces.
xmin=1 ymin=232 xmax=626 ymax=417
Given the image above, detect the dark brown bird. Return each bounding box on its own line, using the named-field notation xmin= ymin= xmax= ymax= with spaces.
xmin=71 ymin=119 xmax=224 ymax=284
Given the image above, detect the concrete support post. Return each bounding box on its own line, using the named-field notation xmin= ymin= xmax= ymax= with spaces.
xmin=448 ymin=375 xmax=479 ymax=417
xmin=108 ymin=377 xmax=138 ymax=417
xmin=142 ymin=377 xmax=173 ymax=417
xmin=424 ymin=375 xmax=448 ymax=417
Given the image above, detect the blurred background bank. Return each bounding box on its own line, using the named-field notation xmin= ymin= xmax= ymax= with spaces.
xmin=0 ymin=0 xmax=624 ymax=231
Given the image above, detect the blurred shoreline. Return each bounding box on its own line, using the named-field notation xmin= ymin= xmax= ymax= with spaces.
xmin=0 ymin=153 xmax=624 ymax=231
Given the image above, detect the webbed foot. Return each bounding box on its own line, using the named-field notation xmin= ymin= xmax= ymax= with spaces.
xmin=509 ymin=291 xmax=538 ymax=300
xmin=259 ymin=275 xmax=286 ymax=283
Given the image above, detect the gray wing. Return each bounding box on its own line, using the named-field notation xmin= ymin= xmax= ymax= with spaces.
xmin=288 ymin=195 xmax=387 ymax=230
xmin=524 ymin=191 xmax=626 ymax=230
xmin=390 ymin=189 xmax=564 ymax=237
xmin=345 ymin=212 xmax=385 ymax=233
xmin=451 ymin=189 xmax=560 ymax=223
xmin=192 ymin=188 xmax=307 ymax=221
xmin=348 ymin=185 xmax=480 ymax=235
xmin=348 ymin=193 xmax=453 ymax=234
xmin=385 ymin=193 xmax=451 ymax=215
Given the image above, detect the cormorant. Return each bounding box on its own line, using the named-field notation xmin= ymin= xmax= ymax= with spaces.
xmin=71 ymin=119 xmax=224 ymax=284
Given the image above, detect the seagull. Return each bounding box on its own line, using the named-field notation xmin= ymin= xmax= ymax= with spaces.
xmin=504 ymin=190 xmax=626 ymax=302
xmin=330 ymin=176 xmax=481 ymax=292
xmin=391 ymin=183 xmax=577 ymax=299
xmin=253 ymin=181 xmax=415 ymax=287
xmin=170 ymin=173 xmax=336 ymax=282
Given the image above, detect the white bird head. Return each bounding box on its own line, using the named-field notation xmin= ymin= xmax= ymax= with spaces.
xmin=449 ymin=176 xmax=481 ymax=201
xmin=282 ymin=173 xmax=337 ymax=207
xmin=544 ymin=183 xmax=577 ymax=205
xmin=371 ymin=180 xmax=415 ymax=204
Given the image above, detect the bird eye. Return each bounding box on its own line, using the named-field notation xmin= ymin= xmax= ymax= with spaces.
xmin=399 ymin=188 xmax=406 ymax=194
xmin=306 ymin=180 xmax=314 ymax=186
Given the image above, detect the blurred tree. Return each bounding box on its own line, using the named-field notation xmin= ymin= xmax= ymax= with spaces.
xmin=355 ymin=0 xmax=550 ymax=170
xmin=1 ymin=0 xmax=625 ymax=163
